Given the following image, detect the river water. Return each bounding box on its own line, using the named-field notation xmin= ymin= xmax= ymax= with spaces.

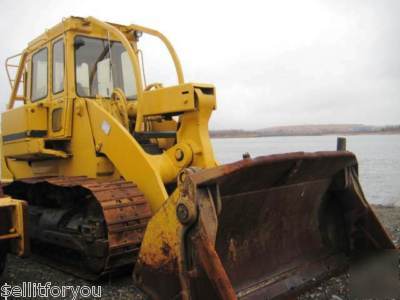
xmin=212 ymin=134 xmax=400 ymax=205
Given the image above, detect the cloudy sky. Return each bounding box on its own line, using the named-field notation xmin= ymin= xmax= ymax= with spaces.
xmin=0 ymin=0 xmax=399 ymax=130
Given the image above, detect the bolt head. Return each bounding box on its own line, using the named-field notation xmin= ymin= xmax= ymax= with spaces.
xmin=175 ymin=148 xmax=184 ymax=161
xmin=176 ymin=203 xmax=189 ymax=223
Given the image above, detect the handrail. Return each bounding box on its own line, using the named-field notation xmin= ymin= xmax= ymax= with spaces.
xmin=7 ymin=52 xmax=27 ymax=110
xmin=127 ymin=23 xmax=185 ymax=85
xmin=126 ymin=24 xmax=185 ymax=132
xmin=5 ymin=53 xmax=23 ymax=88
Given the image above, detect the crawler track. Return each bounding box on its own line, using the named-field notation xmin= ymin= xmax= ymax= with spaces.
xmin=1 ymin=177 xmax=152 ymax=280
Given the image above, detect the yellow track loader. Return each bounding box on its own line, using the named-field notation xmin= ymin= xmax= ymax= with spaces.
xmin=0 ymin=16 xmax=395 ymax=299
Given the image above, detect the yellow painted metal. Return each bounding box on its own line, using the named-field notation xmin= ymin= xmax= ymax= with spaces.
xmin=2 ymin=139 xmax=68 ymax=160
xmin=140 ymin=84 xmax=196 ymax=117
xmin=0 ymin=197 xmax=29 ymax=257
xmin=136 ymin=189 xmax=183 ymax=271
xmin=177 ymin=85 xmax=217 ymax=168
xmin=2 ymin=16 xmax=218 ymax=213
xmin=149 ymin=118 xmax=178 ymax=150
xmin=1 ymin=104 xmax=47 ymax=137
xmin=86 ymin=100 xmax=169 ymax=211
xmin=58 ymin=99 xmax=107 ymax=178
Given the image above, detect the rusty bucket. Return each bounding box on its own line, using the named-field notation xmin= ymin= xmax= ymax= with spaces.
xmin=136 ymin=152 xmax=395 ymax=299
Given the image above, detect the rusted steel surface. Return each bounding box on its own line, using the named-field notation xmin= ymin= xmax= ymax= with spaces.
xmin=2 ymin=176 xmax=152 ymax=279
xmin=131 ymin=151 xmax=394 ymax=299
xmin=190 ymin=151 xmax=358 ymax=186
xmin=186 ymin=151 xmax=395 ymax=299
xmin=192 ymin=231 xmax=237 ymax=300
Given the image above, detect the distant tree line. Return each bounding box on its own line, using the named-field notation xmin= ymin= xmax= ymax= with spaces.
xmin=380 ymin=125 xmax=400 ymax=132
xmin=210 ymin=124 xmax=400 ymax=138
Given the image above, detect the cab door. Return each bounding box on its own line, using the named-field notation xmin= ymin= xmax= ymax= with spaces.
xmin=49 ymin=37 xmax=71 ymax=138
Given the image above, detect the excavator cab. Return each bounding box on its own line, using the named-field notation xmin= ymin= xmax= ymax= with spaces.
xmin=1 ymin=17 xmax=395 ymax=299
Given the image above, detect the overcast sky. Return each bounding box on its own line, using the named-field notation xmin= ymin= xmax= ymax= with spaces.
xmin=0 ymin=0 xmax=399 ymax=130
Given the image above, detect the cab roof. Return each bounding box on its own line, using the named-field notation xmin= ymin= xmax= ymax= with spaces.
xmin=27 ymin=16 xmax=131 ymax=51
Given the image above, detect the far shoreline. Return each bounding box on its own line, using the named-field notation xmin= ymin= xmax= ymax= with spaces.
xmin=211 ymin=130 xmax=400 ymax=139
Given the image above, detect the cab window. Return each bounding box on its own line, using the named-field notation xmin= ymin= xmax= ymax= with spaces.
xmin=53 ymin=39 xmax=64 ymax=94
xmin=31 ymin=47 xmax=48 ymax=101
xmin=74 ymin=36 xmax=137 ymax=99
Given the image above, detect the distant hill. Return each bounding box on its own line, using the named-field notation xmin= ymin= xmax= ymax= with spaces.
xmin=210 ymin=124 xmax=400 ymax=138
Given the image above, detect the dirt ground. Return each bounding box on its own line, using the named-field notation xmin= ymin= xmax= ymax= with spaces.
xmin=1 ymin=205 xmax=399 ymax=300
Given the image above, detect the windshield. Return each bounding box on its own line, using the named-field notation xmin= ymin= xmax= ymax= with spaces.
xmin=74 ymin=36 xmax=137 ymax=99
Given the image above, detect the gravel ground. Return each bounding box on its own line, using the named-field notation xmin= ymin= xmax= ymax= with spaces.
xmin=1 ymin=205 xmax=399 ymax=300
xmin=1 ymin=256 xmax=145 ymax=300
xmin=298 ymin=205 xmax=400 ymax=300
